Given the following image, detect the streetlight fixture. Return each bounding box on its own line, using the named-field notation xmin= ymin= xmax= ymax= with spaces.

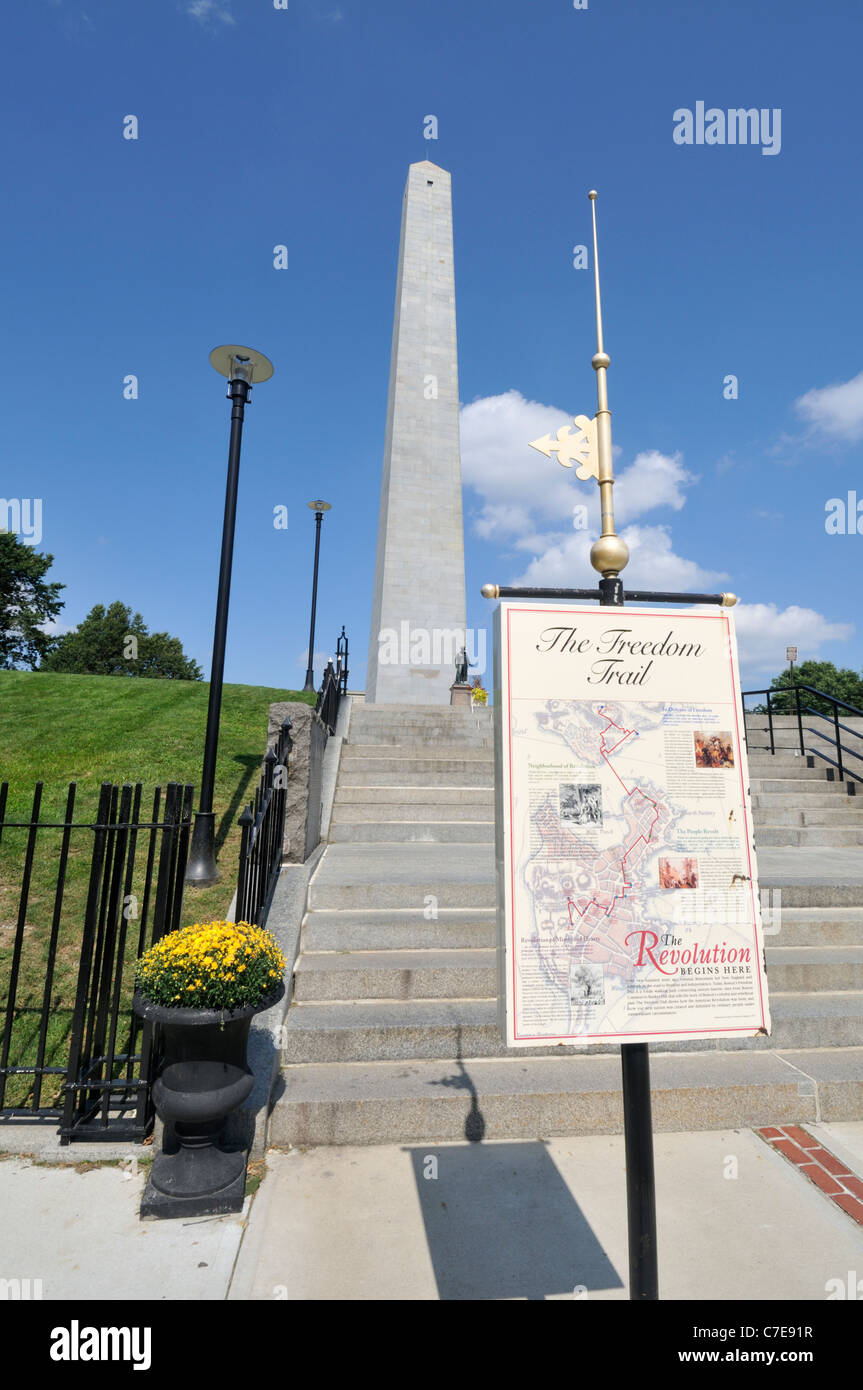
xmin=185 ymin=344 xmax=274 ymax=886
xmin=302 ymin=500 xmax=331 ymax=694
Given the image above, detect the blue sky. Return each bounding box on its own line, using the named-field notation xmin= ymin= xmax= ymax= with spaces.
xmin=4 ymin=0 xmax=863 ymax=693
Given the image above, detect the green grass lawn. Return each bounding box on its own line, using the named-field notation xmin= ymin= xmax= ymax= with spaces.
xmin=0 ymin=671 xmax=315 ymax=1109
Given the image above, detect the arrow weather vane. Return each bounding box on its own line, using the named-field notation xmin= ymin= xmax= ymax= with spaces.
xmin=529 ymin=190 xmax=630 ymax=580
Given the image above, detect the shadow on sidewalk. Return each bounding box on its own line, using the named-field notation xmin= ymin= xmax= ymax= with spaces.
xmin=403 ymin=1139 xmax=623 ymax=1300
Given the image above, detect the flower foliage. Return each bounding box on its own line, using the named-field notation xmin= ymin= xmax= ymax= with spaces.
xmin=135 ymin=919 xmax=285 ymax=1010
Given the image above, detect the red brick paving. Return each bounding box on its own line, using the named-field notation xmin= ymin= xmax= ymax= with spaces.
xmin=772 ymin=1138 xmax=809 ymax=1164
xmin=833 ymin=1194 xmax=863 ymax=1224
xmin=781 ymin=1125 xmax=820 ymax=1150
xmin=808 ymin=1147 xmax=852 ymax=1177
xmin=757 ymin=1126 xmax=863 ymax=1227
xmin=800 ymin=1163 xmax=844 ymax=1197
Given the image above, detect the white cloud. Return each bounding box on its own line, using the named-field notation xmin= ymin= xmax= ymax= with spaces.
xmin=512 ymin=524 xmax=726 ymax=591
xmin=185 ymin=0 xmax=235 ymax=26
xmin=460 ymin=390 xmax=854 ymax=681
xmin=459 ymin=390 xmax=695 ymax=542
xmin=795 ymin=369 xmax=863 ymax=442
xmin=729 ymin=603 xmax=854 ymax=676
xmin=460 ymin=388 xmax=704 ymax=589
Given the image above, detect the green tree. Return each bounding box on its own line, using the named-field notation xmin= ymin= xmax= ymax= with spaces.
xmin=40 ymin=601 xmax=203 ymax=680
xmin=0 ymin=531 xmax=65 ymax=669
xmin=768 ymin=660 xmax=863 ymax=716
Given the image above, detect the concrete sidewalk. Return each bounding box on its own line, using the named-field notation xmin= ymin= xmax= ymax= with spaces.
xmin=2 ymin=1124 xmax=862 ymax=1301
xmin=229 ymin=1125 xmax=863 ymax=1300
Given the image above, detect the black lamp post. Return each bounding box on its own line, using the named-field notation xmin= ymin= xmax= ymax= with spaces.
xmin=185 ymin=344 xmax=274 ymax=886
xmin=302 ymin=500 xmax=331 ymax=694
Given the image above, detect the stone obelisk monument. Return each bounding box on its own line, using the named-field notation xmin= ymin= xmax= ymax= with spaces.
xmin=365 ymin=161 xmax=467 ymax=705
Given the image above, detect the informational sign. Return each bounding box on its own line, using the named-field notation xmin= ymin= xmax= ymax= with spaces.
xmin=786 ymin=646 xmax=798 ymax=662
xmin=494 ymin=602 xmax=771 ymax=1048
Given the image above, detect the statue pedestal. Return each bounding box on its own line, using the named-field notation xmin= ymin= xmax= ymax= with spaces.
xmin=450 ymin=683 xmax=473 ymax=708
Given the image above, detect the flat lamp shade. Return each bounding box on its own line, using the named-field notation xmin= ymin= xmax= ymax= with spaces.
xmin=308 ymin=500 xmax=332 ymax=512
xmin=209 ymin=344 xmax=274 ymax=384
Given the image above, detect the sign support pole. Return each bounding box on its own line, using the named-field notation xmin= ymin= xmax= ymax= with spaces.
xmin=597 ymin=576 xmax=658 ymax=1299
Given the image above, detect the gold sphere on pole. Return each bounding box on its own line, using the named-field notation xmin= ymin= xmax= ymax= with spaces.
xmin=590 ymin=532 xmax=630 ymax=578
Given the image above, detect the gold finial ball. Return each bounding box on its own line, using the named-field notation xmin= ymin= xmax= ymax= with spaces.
xmin=592 ymin=351 xmax=610 ymax=370
xmin=590 ymin=533 xmax=630 ymax=578
xmin=481 ymin=583 xmax=500 ymax=599
xmin=721 ymin=592 xmax=738 ymax=607
xmin=588 ymin=190 xmax=598 ymax=200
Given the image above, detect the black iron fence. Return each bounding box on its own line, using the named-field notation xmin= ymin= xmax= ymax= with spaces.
xmin=743 ymin=682 xmax=863 ymax=788
xmin=0 ymin=779 xmax=193 ymax=1140
xmin=316 ymin=654 xmax=344 ymax=734
xmin=235 ymin=716 xmax=293 ymax=927
xmin=336 ymin=626 xmax=349 ymax=694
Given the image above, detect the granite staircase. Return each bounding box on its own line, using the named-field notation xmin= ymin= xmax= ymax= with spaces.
xmin=270 ymin=706 xmax=863 ymax=1146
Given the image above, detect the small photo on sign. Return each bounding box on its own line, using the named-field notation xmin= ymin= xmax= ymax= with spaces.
xmin=693 ymin=731 xmax=735 ymax=769
xmin=559 ymin=782 xmax=602 ymax=826
xmin=570 ymin=962 xmax=605 ymax=1006
xmin=659 ymin=856 xmax=699 ymax=889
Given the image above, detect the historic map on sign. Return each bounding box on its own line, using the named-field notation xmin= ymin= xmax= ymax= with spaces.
xmin=496 ymin=604 xmax=771 ymax=1047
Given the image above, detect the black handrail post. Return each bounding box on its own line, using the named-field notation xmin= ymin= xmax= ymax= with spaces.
xmin=336 ymin=626 xmax=349 ymax=694
xmin=598 ymin=572 xmax=659 ymax=1302
xmin=796 ymin=684 xmax=804 ymax=756
xmin=766 ymin=690 xmax=775 ymax=756
xmin=833 ymin=698 xmax=844 ymax=781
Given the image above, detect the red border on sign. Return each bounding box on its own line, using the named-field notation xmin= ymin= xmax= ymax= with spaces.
xmin=504 ymin=605 xmax=769 ymax=1044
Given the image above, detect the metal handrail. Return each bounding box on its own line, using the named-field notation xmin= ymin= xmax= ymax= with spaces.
xmin=316 ymin=652 xmax=343 ymax=735
xmin=742 ymin=682 xmax=863 ymax=785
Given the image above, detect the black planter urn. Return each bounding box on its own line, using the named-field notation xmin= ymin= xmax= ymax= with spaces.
xmin=133 ymin=983 xmax=284 ymax=1219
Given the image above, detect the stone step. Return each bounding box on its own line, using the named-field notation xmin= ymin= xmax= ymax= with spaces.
xmin=338 ymin=763 xmax=495 ymax=787
xmin=754 ymin=826 xmax=863 ymax=847
xmin=765 ymin=907 xmax=863 ymax=947
xmin=293 ymin=949 xmax=497 ymax=1001
xmin=308 ymin=843 xmax=496 ymax=910
xmin=752 ymin=807 xmax=863 ymax=826
xmin=342 ymin=743 xmax=493 ymax=762
xmin=269 ymin=1048 xmax=863 ymax=1146
xmin=348 ymin=712 xmax=493 ymax=743
xmin=750 ymin=778 xmax=849 ymax=796
xmin=299 ymin=906 xmax=863 ymax=953
xmin=335 ymin=785 xmax=494 ymax=806
xmin=332 ymin=800 xmax=493 ymax=823
xmin=751 ymin=790 xmax=854 ymax=810
xmin=766 ymin=947 xmax=863 ymax=992
xmin=747 ymin=750 xmax=818 ymax=763
xmin=303 ymin=909 xmax=497 ymax=952
xmin=328 ymin=820 xmax=495 ymax=844
xmin=762 ymin=881 xmax=863 ymax=908
xmin=280 ymin=992 xmax=863 ymax=1063
xmin=745 ymin=762 xmax=833 ymax=779
xmin=293 ymin=945 xmax=863 ymax=1001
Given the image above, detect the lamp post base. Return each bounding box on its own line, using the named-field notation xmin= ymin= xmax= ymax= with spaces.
xmin=184 ymin=811 xmax=221 ymax=886
xmin=302 ymin=669 xmax=315 ymax=694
